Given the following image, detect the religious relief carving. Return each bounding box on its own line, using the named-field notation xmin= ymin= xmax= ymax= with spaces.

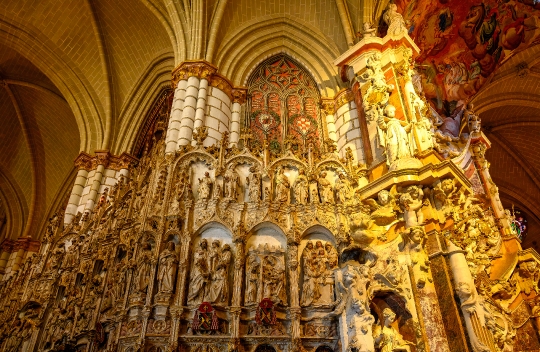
xmin=333 ymin=263 xmax=375 ymax=352
xmin=187 ymin=239 xmax=232 ymax=306
xmin=244 ymin=244 xmax=287 ymax=306
xmin=398 ymin=185 xmax=427 ymax=229
xmin=300 ymin=241 xmax=338 ymax=307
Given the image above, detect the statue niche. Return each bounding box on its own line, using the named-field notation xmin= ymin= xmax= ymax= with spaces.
xmin=244 ymin=244 xmax=287 ymax=306
xmin=187 ymin=237 xmax=233 ymax=306
xmin=300 ymin=240 xmax=338 ymax=307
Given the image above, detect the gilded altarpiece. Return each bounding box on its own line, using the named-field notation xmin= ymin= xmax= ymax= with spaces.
xmin=1 ymin=10 xmax=540 ymax=352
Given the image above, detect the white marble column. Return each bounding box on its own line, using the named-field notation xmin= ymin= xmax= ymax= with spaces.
xmin=192 ymin=78 xmax=209 ymax=145
xmin=84 ymin=153 xmax=109 ymax=211
xmin=165 ymin=79 xmax=188 ymax=154
xmin=177 ymin=76 xmax=200 ymax=147
xmin=229 ymin=102 xmax=241 ymax=147
xmin=447 ymin=241 xmax=495 ymax=351
xmin=64 ymin=166 xmax=89 ymax=224
xmin=229 ymin=89 xmax=246 ymax=147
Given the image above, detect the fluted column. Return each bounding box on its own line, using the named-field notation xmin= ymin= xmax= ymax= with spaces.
xmin=177 ymin=76 xmax=200 ymax=146
xmin=447 ymin=240 xmax=496 ymax=351
xmin=64 ymin=153 xmax=91 ymax=224
xmin=321 ymin=98 xmax=337 ymax=142
xmin=84 ymin=151 xmax=109 ymax=211
xmin=165 ymin=79 xmax=188 ymax=154
xmin=230 ymin=89 xmax=247 ymax=147
xmin=170 ymin=62 xmax=217 ymax=147
xmin=191 ymin=78 xmax=209 ymax=145
xmin=471 ymin=138 xmax=513 ymax=236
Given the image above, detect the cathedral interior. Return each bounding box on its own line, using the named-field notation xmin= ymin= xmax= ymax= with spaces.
xmin=1 ymin=0 xmax=540 ymax=351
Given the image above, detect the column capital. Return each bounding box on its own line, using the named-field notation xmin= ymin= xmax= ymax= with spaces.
xmin=334 ymin=88 xmax=354 ymax=110
xmin=320 ymin=98 xmax=335 ymax=115
xmin=171 ymin=60 xmax=218 ymax=87
xmin=74 ymin=152 xmax=93 ymax=171
xmin=93 ymin=150 xmax=111 ymax=168
xmin=231 ymin=88 xmax=247 ymax=104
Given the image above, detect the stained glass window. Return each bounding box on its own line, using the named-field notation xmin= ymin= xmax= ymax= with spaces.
xmin=511 ymin=208 xmax=528 ymax=241
xmin=246 ymin=55 xmax=322 ymax=154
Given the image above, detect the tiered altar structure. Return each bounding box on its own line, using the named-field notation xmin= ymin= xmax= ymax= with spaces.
xmin=1 ymin=8 xmax=539 ymax=352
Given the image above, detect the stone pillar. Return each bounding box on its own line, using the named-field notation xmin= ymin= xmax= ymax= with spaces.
xmin=171 ymin=61 xmax=217 ymax=147
xmin=470 ymin=137 xmax=513 ymax=235
xmin=287 ymin=243 xmax=302 ymax=350
xmin=406 ymin=228 xmax=450 ymax=352
xmin=321 ymin=98 xmax=337 ymax=142
xmin=191 ymin=78 xmax=209 ymax=145
xmin=165 ymin=79 xmax=188 ymax=154
xmin=230 ymin=89 xmax=247 ymax=148
xmin=64 ymin=153 xmax=91 ymax=224
xmin=177 ymin=75 xmax=200 ymax=147
xmin=447 ymin=240 xmax=496 ymax=351
xmin=84 ymin=151 xmax=110 ymax=211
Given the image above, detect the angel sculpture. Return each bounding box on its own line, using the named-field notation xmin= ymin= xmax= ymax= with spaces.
xmin=362 ymin=189 xmax=398 ymax=226
xmin=351 ymin=188 xmax=400 ymax=245
xmin=399 ymin=185 xmax=427 ymax=228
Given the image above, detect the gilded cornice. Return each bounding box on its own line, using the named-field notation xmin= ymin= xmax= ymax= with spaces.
xmin=320 ymin=98 xmax=335 ymax=115
xmin=171 ymin=60 xmax=218 ymax=87
xmin=75 ymin=151 xmax=138 ymax=172
xmin=334 ymin=88 xmax=354 ymax=110
xmin=232 ymin=88 xmax=247 ymax=104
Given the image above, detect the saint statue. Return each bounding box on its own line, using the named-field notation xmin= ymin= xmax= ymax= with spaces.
xmin=247 ymin=166 xmax=261 ymax=202
xmin=157 ymin=242 xmax=178 ymax=294
xmin=245 ymin=254 xmax=260 ymax=304
xmin=224 ymin=165 xmax=240 ymax=199
xmin=318 ymin=172 xmax=334 ymax=204
xmin=197 ymin=172 xmax=212 ymax=200
xmin=383 ymin=4 xmax=407 ymax=36
xmin=274 ymin=168 xmax=290 ymax=203
xmin=377 ymin=104 xmax=413 ymax=168
xmin=187 ymin=239 xmax=209 ymax=304
xmin=335 ymin=173 xmax=352 ymax=205
xmin=135 ymin=242 xmax=153 ymax=294
xmin=293 ymin=169 xmax=309 ymax=205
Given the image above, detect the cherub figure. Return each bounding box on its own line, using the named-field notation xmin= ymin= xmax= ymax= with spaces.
xmin=399 ymin=185 xmax=426 ymax=228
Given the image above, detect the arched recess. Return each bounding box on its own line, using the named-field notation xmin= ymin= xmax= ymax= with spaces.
xmin=0 ymin=15 xmax=105 ymax=152
xmin=298 ymin=225 xmax=338 ymax=307
xmin=214 ymin=15 xmax=344 ymax=97
xmin=244 ymin=222 xmax=288 ymax=306
xmin=187 ymin=222 xmax=234 ymax=307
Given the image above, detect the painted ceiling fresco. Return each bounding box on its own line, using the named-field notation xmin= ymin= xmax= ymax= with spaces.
xmin=395 ymin=0 xmax=540 ymax=115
